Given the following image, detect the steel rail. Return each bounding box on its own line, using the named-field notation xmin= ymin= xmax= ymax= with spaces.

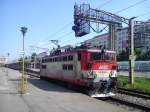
xmin=117 ymin=88 xmax=150 ymax=99
xmin=109 ymin=97 xmax=150 ymax=111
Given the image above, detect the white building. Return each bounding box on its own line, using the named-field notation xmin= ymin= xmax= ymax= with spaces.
xmin=0 ymin=56 xmax=6 ymax=66
xmin=84 ymin=33 xmax=109 ymax=49
xmin=116 ymin=27 xmax=129 ymax=53
xmin=84 ymin=20 xmax=150 ymax=54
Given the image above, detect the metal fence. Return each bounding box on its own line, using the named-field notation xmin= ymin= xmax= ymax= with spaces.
xmin=118 ymin=61 xmax=150 ymax=72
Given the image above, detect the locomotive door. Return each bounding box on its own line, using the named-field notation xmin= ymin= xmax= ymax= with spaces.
xmin=74 ymin=53 xmax=79 ymax=79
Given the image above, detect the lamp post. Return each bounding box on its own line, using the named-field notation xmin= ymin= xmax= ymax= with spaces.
xmin=6 ymin=53 xmax=9 ymax=76
xmin=20 ymin=27 xmax=27 ymax=95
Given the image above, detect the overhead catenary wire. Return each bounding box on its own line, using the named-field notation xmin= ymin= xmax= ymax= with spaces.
xmin=136 ymin=11 xmax=150 ymax=18
xmin=97 ymin=0 xmax=113 ymax=8
xmin=38 ymin=0 xmax=149 ymax=49
xmin=115 ymin=0 xmax=148 ymax=14
xmin=97 ymin=0 xmax=149 ymax=33
xmin=53 ymin=31 xmax=74 ymax=41
xmin=49 ymin=0 xmax=114 ymax=43
xmin=39 ymin=31 xmax=74 ymax=47
xmin=39 ymin=21 xmax=73 ymax=44
xmin=39 ymin=0 xmax=114 ymax=47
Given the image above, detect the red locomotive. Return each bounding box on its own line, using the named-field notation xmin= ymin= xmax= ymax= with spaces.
xmin=40 ymin=45 xmax=117 ymax=97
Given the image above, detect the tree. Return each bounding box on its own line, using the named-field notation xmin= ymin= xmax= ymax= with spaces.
xmin=117 ymin=50 xmax=129 ymax=61
xmin=31 ymin=53 xmax=37 ymax=62
xmin=135 ymin=48 xmax=142 ymax=57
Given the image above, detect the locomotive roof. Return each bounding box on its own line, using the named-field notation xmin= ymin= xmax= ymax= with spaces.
xmin=43 ymin=48 xmax=116 ymax=59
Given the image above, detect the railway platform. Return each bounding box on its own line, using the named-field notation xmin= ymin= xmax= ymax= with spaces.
xmin=0 ymin=67 xmax=142 ymax=112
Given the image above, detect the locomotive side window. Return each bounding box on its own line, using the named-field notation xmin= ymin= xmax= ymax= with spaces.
xmin=58 ymin=57 xmax=62 ymax=61
xmin=62 ymin=64 xmax=73 ymax=70
xmin=52 ymin=58 xmax=55 ymax=62
xmin=42 ymin=59 xmax=44 ymax=63
xmin=54 ymin=57 xmax=58 ymax=62
xmin=78 ymin=53 xmax=81 ymax=60
xmin=48 ymin=58 xmax=51 ymax=62
xmin=68 ymin=55 xmax=73 ymax=61
xmin=50 ymin=58 xmax=52 ymax=62
xmin=63 ymin=56 xmax=67 ymax=61
xmin=62 ymin=65 xmax=67 ymax=70
xmin=68 ymin=65 xmax=73 ymax=70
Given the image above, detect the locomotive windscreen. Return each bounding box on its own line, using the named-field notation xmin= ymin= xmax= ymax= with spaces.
xmin=91 ymin=52 xmax=115 ymax=61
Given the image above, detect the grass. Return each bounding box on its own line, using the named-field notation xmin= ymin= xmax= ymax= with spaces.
xmin=118 ymin=75 xmax=150 ymax=93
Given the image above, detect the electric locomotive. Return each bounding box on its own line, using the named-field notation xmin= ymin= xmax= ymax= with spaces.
xmin=40 ymin=45 xmax=117 ymax=97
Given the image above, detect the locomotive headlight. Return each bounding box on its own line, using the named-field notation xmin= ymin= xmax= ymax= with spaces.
xmin=109 ymin=70 xmax=117 ymax=77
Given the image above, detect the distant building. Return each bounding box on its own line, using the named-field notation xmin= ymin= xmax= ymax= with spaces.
xmin=116 ymin=27 xmax=129 ymax=53
xmin=37 ymin=52 xmax=47 ymax=58
xmin=84 ymin=20 xmax=150 ymax=54
xmin=134 ymin=20 xmax=150 ymax=52
xmin=0 ymin=56 xmax=6 ymax=66
xmin=84 ymin=33 xmax=109 ymax=49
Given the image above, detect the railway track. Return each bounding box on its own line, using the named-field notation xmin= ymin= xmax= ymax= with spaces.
xmin=107 ymin=88 xmax=150 ymax=111
xmin=109 ymin=96 xmax=150 ymax=111
xmin=22 ymin=70 xmax=150 ymax=111
xmin=117 ymin=88 xmax=150 ymax=99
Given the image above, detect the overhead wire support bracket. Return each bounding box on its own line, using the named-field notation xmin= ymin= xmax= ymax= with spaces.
xmin=72 ymin=3 xmax=129 ymax=37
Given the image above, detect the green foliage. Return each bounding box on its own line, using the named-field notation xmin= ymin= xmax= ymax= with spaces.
xmin=117 ymin=50 xmax=129 ymax=61
xmin=134 ymin=48 xmax=142 ymax=57
xmin=117 ymin=49 xmax=150 ymax=61
xmin=31 ymin=52 xmax=37 ymax=62
xmin=118 ymin=75 xmax=150 ymax=93
xmin=136 ymin=49 xmax=150 ymax=60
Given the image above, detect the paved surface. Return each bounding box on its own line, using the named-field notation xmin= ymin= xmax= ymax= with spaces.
xmin=0 ymin=67 xmax=142 ymax=112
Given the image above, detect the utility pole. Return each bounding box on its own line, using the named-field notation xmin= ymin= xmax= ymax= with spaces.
xmin=34 ymin=55 xmax=36 ymax=69
xmin=129 ymin=17 xmax=136 ymax=84
xmin=109 ymin=24 xmax=116 ymax=51
xmin=20 ymin=26 xmax=28 ymax=95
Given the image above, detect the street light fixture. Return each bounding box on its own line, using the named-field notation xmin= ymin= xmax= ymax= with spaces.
xmin=20 ymin=26 xmax=27 ymax=95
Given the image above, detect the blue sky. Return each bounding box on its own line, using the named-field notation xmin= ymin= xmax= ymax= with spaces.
xmin=0 ymin=0 xmax=150 ymax=60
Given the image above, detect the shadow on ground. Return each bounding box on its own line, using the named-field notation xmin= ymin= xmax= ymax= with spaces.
xmin=28 ymin=78 xmax=77 ymax=93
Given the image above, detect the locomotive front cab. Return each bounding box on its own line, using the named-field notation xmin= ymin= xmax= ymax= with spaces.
xmin=90 ymin=51 xmax=117 ymax=80
xmin=80 ymin=49 xmax=117 ymax=97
